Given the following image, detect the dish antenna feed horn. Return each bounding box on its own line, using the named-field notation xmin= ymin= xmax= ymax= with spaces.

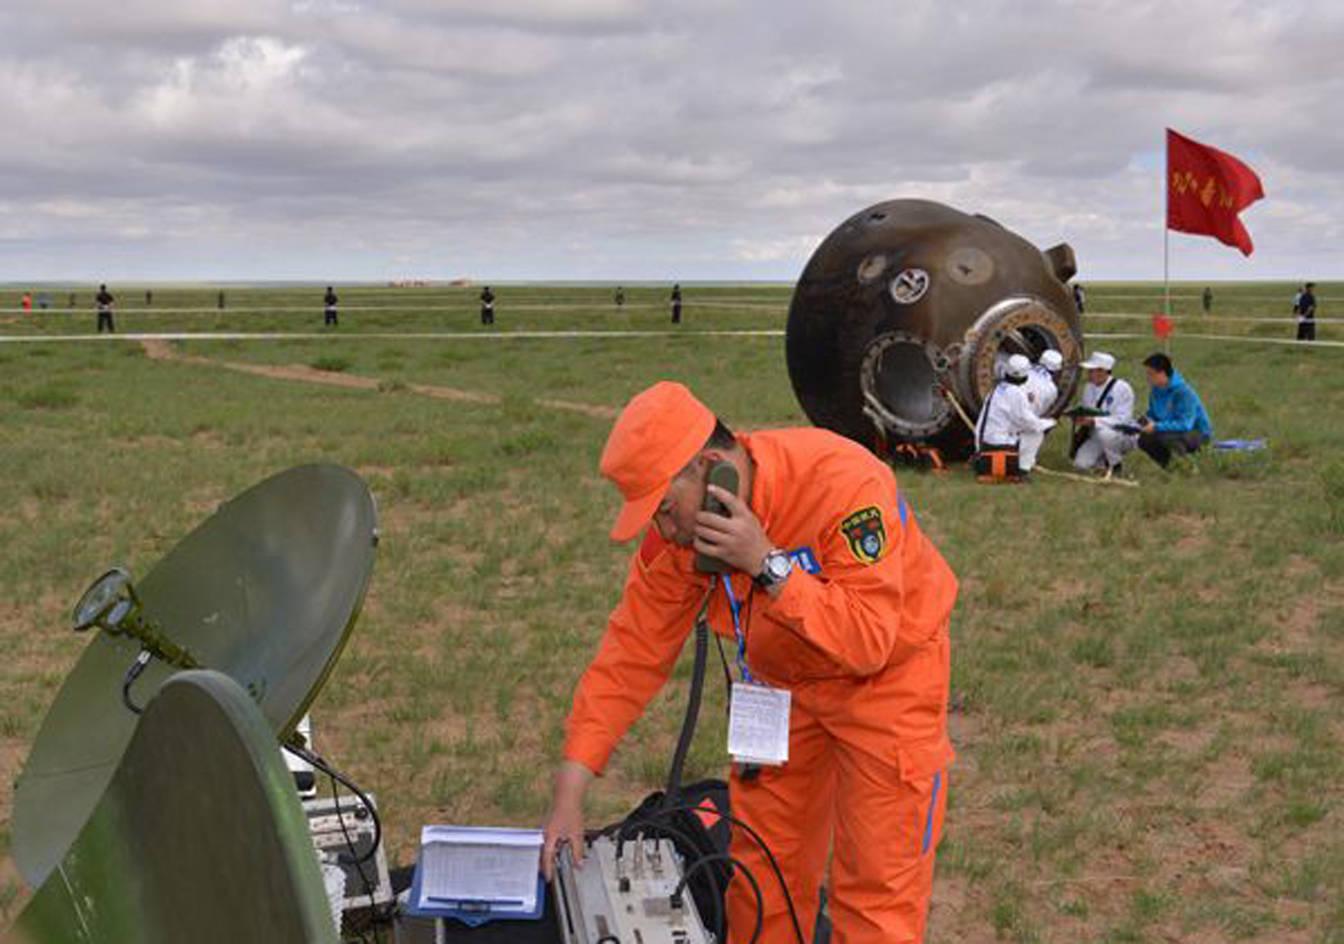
xmin=72 ymin=567 xmax=204 ymax=713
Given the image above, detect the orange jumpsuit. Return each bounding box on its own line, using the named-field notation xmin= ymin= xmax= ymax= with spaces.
xmin=565 ymin=427 xmax=958 ymax=944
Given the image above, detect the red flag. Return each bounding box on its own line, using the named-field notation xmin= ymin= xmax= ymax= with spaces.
xmin=1166 ymin=128 xmax=1265 ymax=256
xmin=1152 ymin=313 xmax=1174 ymax=340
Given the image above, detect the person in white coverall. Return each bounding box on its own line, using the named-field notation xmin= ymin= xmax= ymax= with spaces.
xmin=975 ymin=353 xmax=1056 ymax=472
xmin=1072 ymin=351 xmax=1137 ymax=474
xmin=1024 ymin=349 xmax=1062 ymax=417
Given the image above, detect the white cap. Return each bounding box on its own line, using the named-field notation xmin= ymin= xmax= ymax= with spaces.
xmin=1005 ymin=354 xmax=1031 ymax=379
xmin=1038 ymin=350 xmax=1063 ymax=372
xmin=1080 ymin=352 xmax=1115 ymax=371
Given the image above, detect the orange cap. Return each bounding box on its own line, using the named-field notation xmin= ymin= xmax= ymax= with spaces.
xmin=600 ymin=382 xmax=716 ymax=541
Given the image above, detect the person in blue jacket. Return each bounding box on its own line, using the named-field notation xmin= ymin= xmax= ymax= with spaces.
xmin=1137 ymin=352 xmax=1213 ymax=467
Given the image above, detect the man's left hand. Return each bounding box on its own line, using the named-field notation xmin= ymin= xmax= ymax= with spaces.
xmin=694 ymin=485 xmax=773 ymax=577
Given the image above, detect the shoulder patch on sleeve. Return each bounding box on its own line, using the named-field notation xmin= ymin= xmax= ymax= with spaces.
xmin=839 ymin=505 xmax=887 ymax=564
xmin=638 ymin=527 xmax=668 ymax=569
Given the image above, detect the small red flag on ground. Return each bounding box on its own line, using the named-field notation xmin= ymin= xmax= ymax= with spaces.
xmin=1166 ymin=128 xmax=1265 ymax=256
xmin=1152 ymin=313 xmax=1174 ymax=340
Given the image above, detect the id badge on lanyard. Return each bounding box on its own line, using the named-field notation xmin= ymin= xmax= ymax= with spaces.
xmin=721 ymin=574 xmax=791 ymax=766
xmin=728 ymin=682 xmax=790 ymax=766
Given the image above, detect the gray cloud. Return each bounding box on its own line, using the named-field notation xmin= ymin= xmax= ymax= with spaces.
xmin=1 ymin=0 xmax=1340 ymax=281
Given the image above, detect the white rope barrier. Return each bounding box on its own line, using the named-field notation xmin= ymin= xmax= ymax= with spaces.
xmin=1084 ymin=311 xmax=1342 ymax=325
xmin=0 ymin=302 xmax=759 ymax=315
xmin=0 ymin=305 xmax=790 ymax=317
xmin=1087 ymin=291 xmax=1332 ymax=300
xmin=3 ymin=328 xmax=1342 ymax=349
xmin=0 ymin=329 xmax=787 ymax=344
xmin=1156 ymin=332 xmax=1344 ymax=349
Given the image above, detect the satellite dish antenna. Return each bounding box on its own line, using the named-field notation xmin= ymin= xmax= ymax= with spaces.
xmin=11 ymin=671 xmax=340 ymax=944
xmin=12 ymin=464 xmax=378 ymax=887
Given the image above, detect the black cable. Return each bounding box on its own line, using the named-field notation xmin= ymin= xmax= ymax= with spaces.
xmin=120 ymin=650 xmax=152 ymax=715
xmin=285 ymin=742 xmax=392 ymax=939
xmin=633 ymin=803 xmax=807 ymax=944
xmin=284 ymin=742 xmax=382 ymax=866
xmin=675 ymin=854 xmax=763 ymax=944
xmin=327 ymin=774 xmax=395 ymax=941
xmin=713 ymin=632 xmax=734 ymax=697
xmin=663 ymin=613 xmax=709 ymax=805
xmin=327 ymin=772 xmax=378 ymax=944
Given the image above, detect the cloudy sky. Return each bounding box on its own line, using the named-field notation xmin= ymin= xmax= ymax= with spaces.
xmin=2 ymin=0 xmax=1340 ymax=282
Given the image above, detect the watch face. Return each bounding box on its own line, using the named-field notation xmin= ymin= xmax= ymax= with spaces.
xmin=767 ymin=553 xmax=793 ymax=580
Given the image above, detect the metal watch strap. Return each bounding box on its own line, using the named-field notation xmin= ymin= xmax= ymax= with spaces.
xmin=754 ymin=549 xmax=790 ymax=589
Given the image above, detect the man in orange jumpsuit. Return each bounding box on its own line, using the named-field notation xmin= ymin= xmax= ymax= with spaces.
xmin=542 ymin=381 xmax=957 ymax=943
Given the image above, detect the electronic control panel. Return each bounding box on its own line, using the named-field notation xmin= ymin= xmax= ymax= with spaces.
xmin=553 ymin=835 xmax=715 ymax=944
xmin=303 ymin=793 xmax=394 ymax=918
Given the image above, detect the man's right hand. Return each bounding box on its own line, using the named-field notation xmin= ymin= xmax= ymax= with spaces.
xmin=541 ymin=760 xmax=595 ymax=881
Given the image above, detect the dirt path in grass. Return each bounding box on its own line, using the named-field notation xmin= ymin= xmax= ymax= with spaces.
xmin=139 ymin=338 xmax=618 ymax=419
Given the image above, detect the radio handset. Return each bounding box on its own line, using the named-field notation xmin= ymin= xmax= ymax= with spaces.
xmin=694 ymin=461 xmax=740 ymax=574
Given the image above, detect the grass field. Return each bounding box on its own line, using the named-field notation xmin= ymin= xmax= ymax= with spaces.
xmin=1 ymin=281 xmax=1342 ymax=942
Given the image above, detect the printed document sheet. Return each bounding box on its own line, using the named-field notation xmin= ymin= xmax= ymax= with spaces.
xmin=417 ymin=826 xmax=543 ymax=913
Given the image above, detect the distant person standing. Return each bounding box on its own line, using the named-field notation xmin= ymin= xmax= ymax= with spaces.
xmin=68 ymin=292 xmax=76 ymax=309
xmin=670 ymin=283 xmax=682 ymax=324
xmin=480 ymin=285 xmax=496 ymax=326
xmin=323 ymin=286 xmax=339 ymax=326
xmin=36 ymin=292 xmax=50 ymax=310
xmin=217 ymin=289 xmax=226 ymax=310
xmin=1296 ymin=282 xmax=1317 ymax=342
xmin=614 ymin=285 xmax=625 ymax=311
xmin=95 ymin=284 xmax=115 ymax=333
xmin=21 ymin=292 xmax=32 ymax=314
xmin=1202 ymin=286 xmax=1213 ymax=313
xmin=145 ymin=289 xmax=153 ymax=307
xmin=1072 ymin=282 xmax=1086 ymax=314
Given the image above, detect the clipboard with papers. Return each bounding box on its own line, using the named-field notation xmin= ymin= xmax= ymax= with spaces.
xmin=403 ymin=825 xmax=546 ymax=926
xmin=1062 ymin=405 xmax=1109 ymax=418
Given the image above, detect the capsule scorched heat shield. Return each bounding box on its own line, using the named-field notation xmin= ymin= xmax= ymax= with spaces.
xmin=786 ymin=199 xmax=1082 ymax=460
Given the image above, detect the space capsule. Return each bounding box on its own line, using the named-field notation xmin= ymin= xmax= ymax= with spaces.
xmin=786 ymin=199 xmax=1082 ymax=459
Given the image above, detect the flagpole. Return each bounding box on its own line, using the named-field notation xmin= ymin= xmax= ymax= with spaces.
xmin=1163 ymin=131 xmax=1170 ymax=317
xmin=1163 ymin=130 xmax=1171 ymax=352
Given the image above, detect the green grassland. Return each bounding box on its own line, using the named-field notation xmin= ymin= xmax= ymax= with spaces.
xmin=1 ymin=282 xmax=1342 ymax=942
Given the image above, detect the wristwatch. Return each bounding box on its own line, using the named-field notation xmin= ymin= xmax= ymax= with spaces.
xmin=754 ymin=549 xmax=793 ymax=590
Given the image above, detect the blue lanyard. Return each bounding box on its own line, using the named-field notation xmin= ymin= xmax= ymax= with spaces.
xmin=721 ymin=574 xmax=754 ymax=684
